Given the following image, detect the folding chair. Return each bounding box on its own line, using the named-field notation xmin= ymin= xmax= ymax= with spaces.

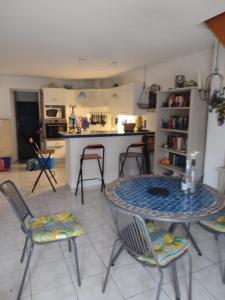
xmin=0 ymin=180 xmax=83 ymax=300
xmin=28 ymin=137 xmax=57 ymax=192
xmin=198 ymin=210 xmax=225 ymax=283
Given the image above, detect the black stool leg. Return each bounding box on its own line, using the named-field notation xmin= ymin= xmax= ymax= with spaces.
xmin=135 ymin=156 xmax=142 ymax=174
xmin=97 ymin=159 xmax=105 ymax=192
xmin=75 ymin=162 xmax=82 ymax=196
xmin=80 ymin=161 xmax=84 ymax=205
xmin=119 ymin=152 xmax=128 ymax=177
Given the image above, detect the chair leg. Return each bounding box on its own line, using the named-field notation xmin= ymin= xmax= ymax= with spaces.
xmin=214 ymin=234 xmax=225 ymax=284
xmin=17 ymin=243 xmax=33 ymax=300
xmin=75 ymin=167 xmax=82 ymax=196
xmin=80 ymin=165 xmax=84 ymax=205
xmin=135 ymin=157 xmax=142 ymax=174
xmin=223 ymin=262 xmax=225 ymax=284
xmin=68 ymin=239 xmax=72 ymax=252
xmin=119 ymin=153 xmax=127 ymax=177
xmin=156 ymin=267 xmax=164 ymax=300
xmin=20 ymin=236 xmax=28 ymax=263
xmin=187 ymin=251 xmax=192 ymax=300
xmin=111 ymin=245 xmax=124 ymax=266
xmin=97 ymin=159 xmax=105 ymax=192
xmin=71 ymin=238 xmax=81 ymax=286
xmin=182 ymin=223 xmax=202 ymax=256
xmin=102 ymin=239 xmax=120 ymax=293
xmin=172 ymin=261 xmax=180 ymax=300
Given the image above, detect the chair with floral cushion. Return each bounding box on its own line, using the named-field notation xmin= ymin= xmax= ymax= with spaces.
xmin=102 ymin=204 xmax=192 ymax=300
xmin=198 ymin=210 xmax=225 ymax=284
xmin=0 ymin=180 xmax=84 ymax=300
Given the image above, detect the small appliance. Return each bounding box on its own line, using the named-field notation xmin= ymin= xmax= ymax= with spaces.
xmin=44 ymin=105 xmax=66 ymax=119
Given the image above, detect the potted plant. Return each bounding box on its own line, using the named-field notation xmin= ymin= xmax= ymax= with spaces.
xmin=209 ymin=90 xmax=225 ymax=125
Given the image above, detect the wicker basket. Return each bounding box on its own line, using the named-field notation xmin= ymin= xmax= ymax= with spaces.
xmin=123 ymin=123 xmax=136 ymax=132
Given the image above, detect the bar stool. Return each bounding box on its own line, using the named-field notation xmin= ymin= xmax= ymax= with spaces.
xmin=75 ymin=144 xmax=105 ymax=205
xmin=119 ymin=143 xmax=145 ymax=177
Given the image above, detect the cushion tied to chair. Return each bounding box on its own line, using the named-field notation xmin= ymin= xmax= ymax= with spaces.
xmin=29 ymin=211 xmax=84 ymax=243
xmin=200 ymin=214 xmax=225 ymax=233
xmin=137 ymin=222 xmax=190 ymax=267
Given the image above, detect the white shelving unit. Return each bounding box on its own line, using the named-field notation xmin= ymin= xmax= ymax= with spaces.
xmin=154 ymin=87 xmax=208 ymax=179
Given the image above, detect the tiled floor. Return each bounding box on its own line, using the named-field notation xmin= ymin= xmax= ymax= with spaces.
xmin=0 ymin=163 xmax=225 ymax=300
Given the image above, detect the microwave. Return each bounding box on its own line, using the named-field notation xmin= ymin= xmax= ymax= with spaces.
xmin=44 ymin=105 xmax=65 ymax=119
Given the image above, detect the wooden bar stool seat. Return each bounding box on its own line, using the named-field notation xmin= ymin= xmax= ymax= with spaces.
xmin=75 ymin=144 xmax=105 ymax=204
xmin=119 ymin=142 xmax=145 ymax=177
xmin=82 ymin=154 xmax=102 ymax=160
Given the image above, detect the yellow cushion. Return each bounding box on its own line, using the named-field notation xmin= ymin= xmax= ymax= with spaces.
xmin=29 ymin=211 xmax=84 ymax=243
xmin=138 ymin=223 xmax=190 ymax=267
xmin=200 ymin=214 xmax=225 ymax=233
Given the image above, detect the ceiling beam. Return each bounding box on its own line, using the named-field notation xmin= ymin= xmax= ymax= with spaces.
xmin=205 ymin=12 xmax=225 ymax=47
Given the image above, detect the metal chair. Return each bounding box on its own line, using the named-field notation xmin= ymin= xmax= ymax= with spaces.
xmin=119 ymin=142 xmax=145 ymax=177
xmin=198 ymin=210 xmax=225 ymax=284
xmin=28 ymin=137 xmax=57 ymax=192
xmin=75 ymin=144 xmax=105 ymax=205
xmin=0 ymin=180 xmax=83 ymax=300
xmin=102 ymin=204 xmax=192 ymax=300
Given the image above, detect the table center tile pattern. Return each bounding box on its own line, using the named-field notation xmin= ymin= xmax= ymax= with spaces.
xmin=105 ymin=175 xmax=224 ymax=221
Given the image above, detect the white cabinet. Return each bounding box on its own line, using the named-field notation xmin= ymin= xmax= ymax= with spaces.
xmin=153 ymin=87 xmax=208 ymax=180
xmin=107 ymin=83 xmax=143 ymax=115
xmin=74 ymin=89 xmax=108 ymax=107
xmin=43 ymin=88 xmax=75 ymax=106
xmin=46 ymin=140 xmax=65 ymax=161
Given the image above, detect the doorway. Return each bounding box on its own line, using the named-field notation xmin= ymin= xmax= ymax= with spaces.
xmin=14 ymin=91 xmax=40 ymax=161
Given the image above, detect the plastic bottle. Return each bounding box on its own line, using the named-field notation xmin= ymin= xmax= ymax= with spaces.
xmin=181 ymin=159 xmax=191 ymax=194
xmin=69 ymin=106 xmax=76 ymax=130
xmin=190 ymin=151 xmax=199 ymax=194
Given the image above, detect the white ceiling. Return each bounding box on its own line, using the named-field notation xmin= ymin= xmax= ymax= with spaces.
xmin=0 ymin=0 xmax=225 ymax=79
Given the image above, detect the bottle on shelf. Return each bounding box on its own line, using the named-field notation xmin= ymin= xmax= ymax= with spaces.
xmin=181 ymin=159 xmax=191 ymax=194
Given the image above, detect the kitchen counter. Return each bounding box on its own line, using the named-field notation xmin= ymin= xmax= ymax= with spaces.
xmin=63 ymin=130 xmax=152 ymax=190
xmin=61 ymin=130 xmax=149 ymax=138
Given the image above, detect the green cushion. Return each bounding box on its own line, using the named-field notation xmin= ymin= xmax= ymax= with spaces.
xmin=137 ymin=223 xmax=190 ymax=267
xmin=29 ymin=211 xmax=84 ymax=243
xmin=200 ymin=214 xmax=225 ymax=233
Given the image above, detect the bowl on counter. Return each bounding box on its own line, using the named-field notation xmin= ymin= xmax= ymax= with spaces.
xmin=123 ymin=123 xmax=136 ymax=132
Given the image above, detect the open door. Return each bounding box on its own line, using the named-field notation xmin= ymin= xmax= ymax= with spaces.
xmin=14 ymin=91 xmax=40 ymax=161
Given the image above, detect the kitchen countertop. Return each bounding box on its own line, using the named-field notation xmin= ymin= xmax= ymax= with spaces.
xmin=60 ymin=130 xmax=152 ymax=138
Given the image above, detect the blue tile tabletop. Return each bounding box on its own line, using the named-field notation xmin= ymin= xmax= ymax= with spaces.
xmin=105 ymin=175 xmax=225 ymax=222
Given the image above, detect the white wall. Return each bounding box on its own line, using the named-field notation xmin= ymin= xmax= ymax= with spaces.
xmin=204 ymin=44 xmax=225 ymax=188
xmin=103 ymin=48 xmax=214 ymax=89
xmin=104 ymin=48 xmax=213 ymax=132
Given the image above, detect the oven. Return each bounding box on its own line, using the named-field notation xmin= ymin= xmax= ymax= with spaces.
xmin=44 ymin=105 xmax=66 ymax=120
xmin=45 ymin=120 xmax=67 ymax=139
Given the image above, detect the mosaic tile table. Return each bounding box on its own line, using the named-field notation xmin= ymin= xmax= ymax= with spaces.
xmin=105 ymin=175 xmax=225 ymax=223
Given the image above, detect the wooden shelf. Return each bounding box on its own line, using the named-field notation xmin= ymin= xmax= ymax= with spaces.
xmin=159 ymin=107 xmax=190 ymax=110
xmin=159 ymin=147 xmax=187 ymax=156
xmin=158 ymin=128 xmax=188 ymax=134
xmin=158 ymin=163 xmax=184 ymax=175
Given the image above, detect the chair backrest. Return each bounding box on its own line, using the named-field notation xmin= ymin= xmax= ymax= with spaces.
xmin=0 ymin=180 xmax=33 ymax=234
xmin=110 ymin=203 xmax=155 ymax=259
xmin=28 ymin=137 xmax=39 ymax=154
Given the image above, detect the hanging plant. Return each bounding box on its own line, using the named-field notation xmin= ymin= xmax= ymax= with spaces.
xmin=209 ymin=90 xmax=225 ymax=125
